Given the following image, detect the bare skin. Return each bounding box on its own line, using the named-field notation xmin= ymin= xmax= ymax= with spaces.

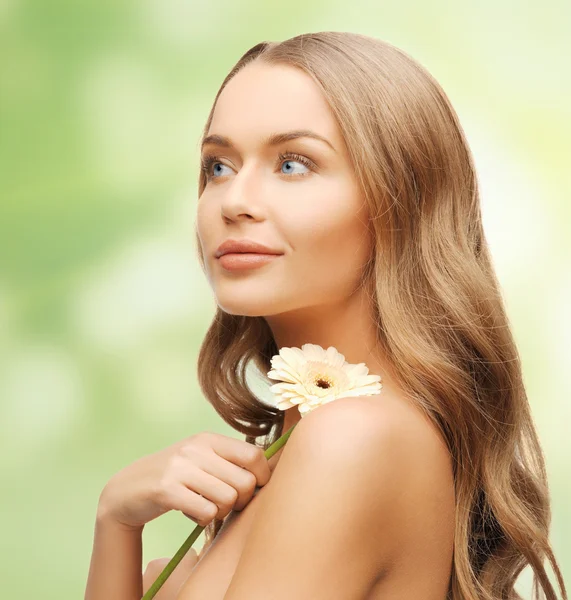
xmin=189 ymin=60 xmax=455 ymax=598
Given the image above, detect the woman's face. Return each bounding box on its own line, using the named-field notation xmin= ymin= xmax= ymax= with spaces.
xmin=196 ymin=62 xmax=372 ymax=317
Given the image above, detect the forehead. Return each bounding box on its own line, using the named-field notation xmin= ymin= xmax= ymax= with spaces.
xmin=207 ymin=62 xmax=343 ymax=151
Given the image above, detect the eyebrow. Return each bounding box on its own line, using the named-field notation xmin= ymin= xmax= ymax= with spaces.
xmin=201 ymin=129 xmax=336 ymax=153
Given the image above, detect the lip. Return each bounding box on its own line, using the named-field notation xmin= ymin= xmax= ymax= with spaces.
xmin=218 ymin=253 xmax=281 ymax=271
xmin=215 ymin=238 xmax=283 ymax=258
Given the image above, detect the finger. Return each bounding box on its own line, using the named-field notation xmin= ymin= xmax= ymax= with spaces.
xmin=189 ymin=453 xmax=259 ymax=512
xmin=179 ymin=468 xmax=240 ymax=521
xmin=162 ymin=482 xmax=219 ymax=527
xmin=207 ymin=435 xmax=272 ymax=489
xmin=167 ymin=484 xmax=219 ymax=527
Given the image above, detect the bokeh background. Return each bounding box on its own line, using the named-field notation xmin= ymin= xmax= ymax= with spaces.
xmin=1 ymin=0 xmax=569 ymax=597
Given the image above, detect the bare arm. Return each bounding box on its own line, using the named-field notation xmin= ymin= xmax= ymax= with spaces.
xmin=83 ymin=430 xmax=270 ymax=599
xmin=85 ymin=495 xmax=202 ymax=600
xmin=84 ymin=505 xmax=144 ymax=600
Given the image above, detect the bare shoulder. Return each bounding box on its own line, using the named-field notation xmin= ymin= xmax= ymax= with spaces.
xmin=297 ymin=389 xmax=452 ymax=466
xmin=204 ymin=389 xmax=455 ymax=600
xmin=295 ymin=391 xmax=455 ymax=544
xmin=293 ymin=391 xmax=456 ymax=597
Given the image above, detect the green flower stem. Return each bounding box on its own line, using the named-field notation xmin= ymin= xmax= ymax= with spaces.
xmin=141 ymin=422 xmax=298 ymax=599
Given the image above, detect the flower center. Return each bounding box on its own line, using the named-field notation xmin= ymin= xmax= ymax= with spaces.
xmin=314 ymin=376 xmax=332 ymax=389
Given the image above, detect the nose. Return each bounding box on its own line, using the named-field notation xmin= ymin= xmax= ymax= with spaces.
xmin=220 ymin=162 xmax=265 ymax=223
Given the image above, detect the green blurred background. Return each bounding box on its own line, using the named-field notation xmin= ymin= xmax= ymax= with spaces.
xmin=1 ymin=0 xmax=569 ymax=597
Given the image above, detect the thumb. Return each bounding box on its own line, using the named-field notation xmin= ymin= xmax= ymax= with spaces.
xmin=184 ymin=547 xmax=198 ymax=562
xmin=142 ymin=550 xmax=199 ymax=598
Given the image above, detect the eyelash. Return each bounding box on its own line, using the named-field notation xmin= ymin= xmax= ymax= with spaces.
xmin=200 ymin=151 xmax=316 ymax=181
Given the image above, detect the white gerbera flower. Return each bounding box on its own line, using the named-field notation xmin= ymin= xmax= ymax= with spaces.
xmin=267 ymin=343 xmax=383 ymax=417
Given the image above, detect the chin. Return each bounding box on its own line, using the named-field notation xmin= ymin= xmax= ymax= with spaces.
xmin=216 ymin=297 xmax=279 ymax=317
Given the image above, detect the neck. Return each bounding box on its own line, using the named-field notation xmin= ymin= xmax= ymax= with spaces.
xmin=264 ymin=287 xmax=397 ymax=435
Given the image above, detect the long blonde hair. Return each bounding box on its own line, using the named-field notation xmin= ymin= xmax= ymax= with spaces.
xmin=193 ymin=32 xmax=567 ymax=600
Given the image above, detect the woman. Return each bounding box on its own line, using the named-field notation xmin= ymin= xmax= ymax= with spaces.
xmin=86 ymin=32 xmax=568 ymax=599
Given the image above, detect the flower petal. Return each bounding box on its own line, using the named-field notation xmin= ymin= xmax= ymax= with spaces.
xmin=298 ymin=403 xmax=314 ymax=416
xmin=338 ymin=386 xmax=383 ymax=398
xmin=279 ymin=347 xmax=307 ymax=371
xmin=325 ymin=346 xmax=347 ymax=368
xmin=277 ymin=399 xmax=297 ymax=410
xmin=343 ymin=362 xmax=369 ymax=380
xmin=267 ymin=368 xmax=301 ymax=384
xmin=352 ymin=374 xmax=383 ymax=387
xmin=301 ymin=344 xmax=328 ymax=363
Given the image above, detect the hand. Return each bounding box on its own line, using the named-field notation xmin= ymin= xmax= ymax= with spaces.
xmin=142 ymin=549 xmax=199 ymax=599
xmin=97 ymin=431 xmax=272 ymax=531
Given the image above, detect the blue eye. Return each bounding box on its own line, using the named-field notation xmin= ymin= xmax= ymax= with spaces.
xmin=200 ymin=151 xmax=315 ymax=182
xmin=280 ymin=158 xmax=310 ymax=176
xmin=211 ymin=162 xmax=232 ymax=178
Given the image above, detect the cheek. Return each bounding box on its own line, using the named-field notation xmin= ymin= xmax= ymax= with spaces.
xmin=195 ymin=201 xmax=217 ymax=275
xmin=196 ymin=199 xmax=207 ymax=233
xmin=284 ymin=186 xmax=371 ymax=293
xmin=196 ymin=201 xmax=213 ymax=247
